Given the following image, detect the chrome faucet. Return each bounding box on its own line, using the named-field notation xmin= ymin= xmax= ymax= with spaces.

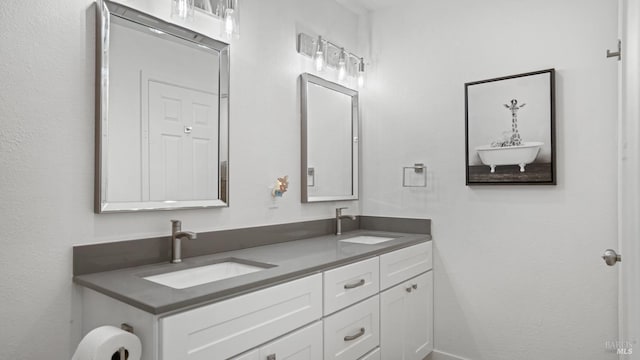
xmin=170 ymin=220 xmax=197 ymax=263
xmin=336 ymin=207 xmax=357 ymax=235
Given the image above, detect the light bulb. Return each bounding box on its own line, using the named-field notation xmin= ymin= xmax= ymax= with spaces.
xmin=220 ymin=0 xmax=239 ymax=38
xmin=357 ymin=57 xmax=365 ymax=88
xmin=357 ymin=72 xmax=365 ymax=88
xmin=224 ymin=9 xmax=234 ymax=36
xmin=338 ymin=48 xmax=347 ymax=81
xmin=315 ymin=54 xmax=324 ymax=71
xmin=314 ymin=36 xmax=324 ymax=72
xmin=338 ymin=63 xmax=346 ymax=80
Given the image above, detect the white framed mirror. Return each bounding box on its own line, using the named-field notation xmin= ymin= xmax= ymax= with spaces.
xmin=300 ymin=73 xmax=359 ymax=203
xmin=95 ymin=0 xmax=230 ymax=213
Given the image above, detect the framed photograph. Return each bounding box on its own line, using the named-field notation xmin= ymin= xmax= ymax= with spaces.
xmin=465 ymin=69 xmax=556 ymax=185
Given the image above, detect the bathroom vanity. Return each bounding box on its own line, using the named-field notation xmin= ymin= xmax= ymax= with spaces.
xmin=75 ymin=228 xmax=433 ymax=360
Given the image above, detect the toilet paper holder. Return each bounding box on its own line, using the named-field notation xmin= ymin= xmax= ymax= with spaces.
xmin=120 ymin=323 xmax=134 ymax=334
xmin=118 ymin=324 xmax=134 ymax=360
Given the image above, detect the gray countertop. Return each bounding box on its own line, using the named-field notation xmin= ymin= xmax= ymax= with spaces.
xmin=73 ymin=230 xmax=431 ymax=314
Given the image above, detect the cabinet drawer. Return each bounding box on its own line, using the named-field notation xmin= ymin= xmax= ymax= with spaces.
xmin=260 ymin=321 xmax=323 ymax=360
xmin=380 ymin=242 xmax=432 ymax=290
xmin=231 ymin=321 xmax=323 ymax=360
xmin=359 ymin=347 xmax=380 ymax=360
xmin=324 ymin=295 xmax=380 ymax=360
xmin=160 ymin=274 xmax=322 ymax=360
xmin=324 ymin=257 xmax=379 ymax=315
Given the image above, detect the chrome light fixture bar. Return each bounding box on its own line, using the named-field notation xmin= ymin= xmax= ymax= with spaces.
xmin=297 ymin=32 xmax=366 ymax=87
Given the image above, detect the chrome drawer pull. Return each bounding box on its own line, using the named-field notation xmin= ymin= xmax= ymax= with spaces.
xmin=344 ymin=327 xmax=365 ymax=341
xmin=344 ymin=279 xmax=365 ymax=289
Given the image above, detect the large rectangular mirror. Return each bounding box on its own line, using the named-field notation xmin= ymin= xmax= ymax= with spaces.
xmin=96 ymin=0 xmax=230 ymax=213
xmin=300 ymin=73 xmax=359 ymax=202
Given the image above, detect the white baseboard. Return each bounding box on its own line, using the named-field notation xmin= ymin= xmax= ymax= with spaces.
xmin=425 ymin=350 xmax=471 ymax=360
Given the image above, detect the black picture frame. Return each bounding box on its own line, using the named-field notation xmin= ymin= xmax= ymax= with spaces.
xmin=465 ymin=69 xmax=556 ymax=185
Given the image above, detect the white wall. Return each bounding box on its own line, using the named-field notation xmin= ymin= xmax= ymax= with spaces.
xmin=0 ymin=0 xmax=362 ymax=358
xmin=363 ymin=0 xmax=619 ymax=359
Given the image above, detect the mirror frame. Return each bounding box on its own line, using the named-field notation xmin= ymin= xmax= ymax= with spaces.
xmin=300 ymin=73 xmax=359 ymax=203
xmin=95 ymin=0 xmax=230 ymax=213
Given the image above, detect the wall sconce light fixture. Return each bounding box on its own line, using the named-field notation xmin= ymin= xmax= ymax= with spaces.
xmin=297 ymin=33 xmax=366 ymax=88
xmin=193 ymin=0 xmax=240 ymax=38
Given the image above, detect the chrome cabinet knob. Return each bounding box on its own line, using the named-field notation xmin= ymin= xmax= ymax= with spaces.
xmin=602 ymin=249 xmax=622 ymax=266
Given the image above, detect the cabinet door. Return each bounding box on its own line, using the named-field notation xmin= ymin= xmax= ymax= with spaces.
xmin=160 ymin=274 xmax=322 ymax=360
xmin=380 ymin=271 xmax=433 ymax=360
xmin=260 ymin=321 xmax=323 ymax=360
xmin=405 ymin=271 xmax=433 ymax=359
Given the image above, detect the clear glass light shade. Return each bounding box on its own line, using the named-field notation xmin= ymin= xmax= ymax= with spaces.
xmin=224 ymin=9 xmax=234 ymax=35
xmin=338 ymin=62 xmax=346 ymax=80
xmin=337 ymin=49 xmax=347 ymax=81
xmin=357 ymin=58 xmax=365 ymax=88
xmin=314 ymin=36 xmax=325 ymax=72
xmin=314 ymin=52 xmax=325 ymax=71
xmin=215 ymin=0 xmax=239 ymax=39
xmin=172 ymin=0 xmax=195 ymax=20
xmin=357 ymin=72 xmax=365 ymax=88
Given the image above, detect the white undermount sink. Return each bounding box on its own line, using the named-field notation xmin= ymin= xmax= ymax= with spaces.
xmin=339 ymin=235 xmax=396 ymax=245
xmin=143 ymin=260 xmax=273 ymax=289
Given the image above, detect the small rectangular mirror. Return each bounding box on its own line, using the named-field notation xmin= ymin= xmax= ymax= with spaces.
xmin=96 ymin=0 xmax=230 ymax=213
xmin=300 ymin=73 xmax=359 ymax=202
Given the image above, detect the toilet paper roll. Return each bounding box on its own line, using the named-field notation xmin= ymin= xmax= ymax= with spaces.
xmin=72 ymin=325 xmax=142 ymax=360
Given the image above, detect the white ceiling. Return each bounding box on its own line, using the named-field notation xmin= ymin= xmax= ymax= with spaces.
xmin=336 ymin=0 xmax=392 ymax=14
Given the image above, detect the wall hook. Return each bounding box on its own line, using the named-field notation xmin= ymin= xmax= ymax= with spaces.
xmin=606 ymin=40 xmax=621 ymax=61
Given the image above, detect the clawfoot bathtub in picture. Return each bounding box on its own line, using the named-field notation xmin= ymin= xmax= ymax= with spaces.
xmin=475 ymin=141 xmax=543 ymax=173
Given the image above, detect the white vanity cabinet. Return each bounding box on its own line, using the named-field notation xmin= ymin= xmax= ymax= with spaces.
xmin=232 ymin=321 xmax=323 ymax=360
xmin=160 ymin=274 xmax=322 ymax=360
xmin=380 ymin=243 xmax=433 ymax=360
xmin=79 ymin=241 xmax=433 ymax=360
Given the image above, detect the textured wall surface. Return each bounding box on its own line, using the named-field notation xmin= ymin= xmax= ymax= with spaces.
xmin=362 ymin=0 xmax=619 ymax=359
xmin=0 ymin=0 xmax=362 ymax=358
